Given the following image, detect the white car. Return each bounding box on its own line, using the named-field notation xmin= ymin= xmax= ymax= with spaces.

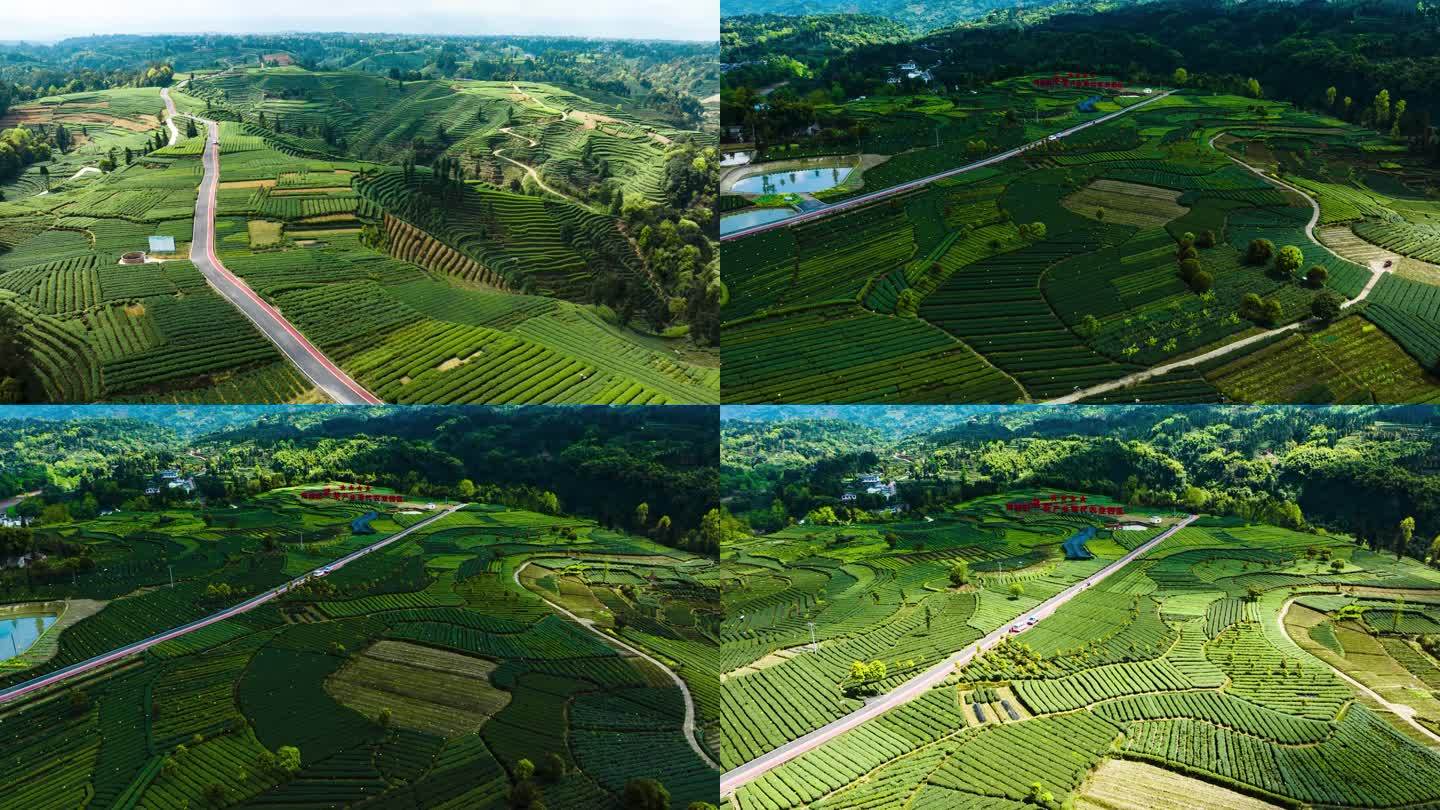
xmin=316 ymin=566 xmax=331 ymax=577
xmin=1010 ymin=623 xmax=1025 ymax=633
xmin=1027 ymin=616 xmax=1038 ymax=626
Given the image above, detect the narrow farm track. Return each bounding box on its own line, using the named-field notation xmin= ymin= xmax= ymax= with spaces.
xmin=720 ymin=514 xmax=1199 ymax=796
xmin=0 ymin=503 xmax=466 ymax=706
xmin=494 ymin=124 xmax=577 ymax=203
xmin=495 ymin=121 xmax=669 ymax=299
xmin=720 ymin=89 xmax=1177 ymax=241
xmin=513 ymin=560 xmax=720 ymax=772
xmin=1277 ymin=597 xmax=1440 ymax=747
xmin=1047 ymin=134 xmax=1391 ymax=404
xmin=160 ymin=87 xmax=383 ymax=405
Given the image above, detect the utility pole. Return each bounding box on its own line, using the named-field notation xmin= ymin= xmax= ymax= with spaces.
xmin=168 ymin=564 xmax=174 ymax=589
xmin=807 ymin=621 xmax=818 ymax=652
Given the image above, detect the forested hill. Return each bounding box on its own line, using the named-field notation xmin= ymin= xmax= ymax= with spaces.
xmin=0 ymin=407 xmax=720 ymax=552
xmin=723 ymin=406 xmax=1440 ymax=559
xmin=791 ymin=0 xmax=1440 ymax=125
xmin=721 ymin=0 xmax=1103 ymax=33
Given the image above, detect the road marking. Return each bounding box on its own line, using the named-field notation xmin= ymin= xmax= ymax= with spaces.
xmin=161 ymin=88 xmax=382 ymax=405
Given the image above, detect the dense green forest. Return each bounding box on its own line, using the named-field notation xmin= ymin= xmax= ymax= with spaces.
xmin=720 ymin=0 xmax=1110 ymax=33
xmin=723 ymin=406 xmax=1440 ymax=558
xmin=3 ymin=406 xmax=722 ymax=552
xmin=723 ymin=0 xmax=1440 ymax=163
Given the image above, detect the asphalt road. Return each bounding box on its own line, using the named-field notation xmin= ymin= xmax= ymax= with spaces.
xmin=514 ymin=559 xmax=719 ymax=771
xmin=0 ymin=502 xmax=466 ymax=706
xmin=1045 ymin=131 xmax=1391 ymax=405
xmin=0 ymin=490 xmax=39 ymax=513
xmin=721 ymin=513 xmax=1198 ymax=796
xmin=720 ymin=89 xmax=1177 ymax=242
xmin=160 ymin=88 xmax=382 ymax=405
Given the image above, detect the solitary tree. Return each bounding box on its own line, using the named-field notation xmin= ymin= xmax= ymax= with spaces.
xmin=1173 ymin=67 xmax=1188 ymax=86
xmin=1311 ymin=291 xmax=1342 ymax=322
xmin=622 ymin=778 xmax=671 ymax=810
xmin=1306 ymin=265 xmax=1329 ymax=287
xmin=1008 ymin=582 xmax=1025 ymax=600
xmin=1276 ymin=245 xmax=1304 ymax=278
xmin=949 ymin=560 xmax=970 ymax=587
xmin=1325 ymin=86 xmax=1337 ymax=108
xmin=1246 ymin=238 xmax=1275 ymax=265
xmin=1400 ymin=516 xmax=1416 ymax=561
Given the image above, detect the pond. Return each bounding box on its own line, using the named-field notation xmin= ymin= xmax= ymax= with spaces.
xmin=731 ymin=165 xmax=853 ymax=194
xmin=721 ymin=207 xmax=797 ymax=236
xmin=0 ymin=612 xmax=57 ymax=661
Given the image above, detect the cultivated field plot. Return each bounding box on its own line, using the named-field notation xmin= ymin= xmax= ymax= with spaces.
xmin=0 ymin=490 xmax=720 ymax=809
xmin=0 ymin=69 xmax=718 ymax=403
xmin=721 ymin=84 xmax=1440 ymax=404
xmin=720 ymin=491 xmax=1146 ymax=770
xmin=728 ymin=510 xmax=1440 ymax=810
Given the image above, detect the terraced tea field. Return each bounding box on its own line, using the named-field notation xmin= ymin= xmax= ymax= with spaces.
xmin=721 ymin=84 xmax=1440 ymax=404
xmin=724 ymin=502 xmax=1440 ymax=809
xmin=0 ymin=489 xmax=720 ymax=809
xmin=0 ymin=68 xmax=718 ymax=403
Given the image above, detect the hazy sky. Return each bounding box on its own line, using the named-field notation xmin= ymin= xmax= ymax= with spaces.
xmin=5 ymin=0 xmax=718 ymax=42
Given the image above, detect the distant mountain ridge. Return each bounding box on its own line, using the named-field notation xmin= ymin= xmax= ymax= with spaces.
xmin=721 ymin=0 xmax=1139 ymax=32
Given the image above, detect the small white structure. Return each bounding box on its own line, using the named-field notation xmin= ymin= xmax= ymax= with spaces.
xmin=148 ymin=236 xmax=176 ymax=253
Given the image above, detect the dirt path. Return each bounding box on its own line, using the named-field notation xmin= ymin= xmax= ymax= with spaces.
xmin=1047 ymin=133 xmax=1391 ymax=405
xmin=1277 ymin=597 xmax=1440 ymax=746
xmin=514 ymin=560 xmax=719 ymax=771
xmin=493 ymin=124 xmax=581 ymax=204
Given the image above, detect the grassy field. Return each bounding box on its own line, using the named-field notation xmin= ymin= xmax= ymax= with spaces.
xmin=0 ymin=489 xmax=720 ymax=809
xmin=722 ymin=82 xmax=1440 ymax=404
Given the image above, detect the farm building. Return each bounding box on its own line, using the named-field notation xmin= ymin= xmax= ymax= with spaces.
xmin=148 ymin=236 xmax=175 ymax=253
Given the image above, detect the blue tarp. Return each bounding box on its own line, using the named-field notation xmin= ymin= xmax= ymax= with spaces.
xmin=1063 ymin=526 xmax=1096 ymax=560
xmin=351 ymin=511 xmax=378 ymax=535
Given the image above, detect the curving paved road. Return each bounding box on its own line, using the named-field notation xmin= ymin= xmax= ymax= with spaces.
xmin=1046 ymin=132 xmax=1391 ymax=404
xmin=721 ymin=514 xmax=1198 ymax=796
xmin=1277 ymin=596 xmax=1440 ymax=746
xmin=160 ymin=88 xmax=382 ymax=405
xmin=720 ymin=89 xmax=1177 ymax=242
xmin=0 ymin=502 xmax=465 ymax=706
xmin=514 ymin=559 xmax=719 ymax=771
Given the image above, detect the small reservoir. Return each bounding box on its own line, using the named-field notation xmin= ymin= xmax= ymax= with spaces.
xmin=0 ymin=610 xmax=57 ymax=660
xmin=721 ymin=207 xmax=797 ymax=235
xmin=732 ymin=166 xmax=853 ymax=195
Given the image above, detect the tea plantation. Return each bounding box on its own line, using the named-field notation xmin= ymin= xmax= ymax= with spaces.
xmin=0 ymin=66 xmax=718 ymax=404
xmin=721 ymin=81 xmax=1440 ymax=404
xmin=725 ymin=497 xmax=1440 ymax=809
xmin=0 ymin=489 xmax=720 ymax=809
